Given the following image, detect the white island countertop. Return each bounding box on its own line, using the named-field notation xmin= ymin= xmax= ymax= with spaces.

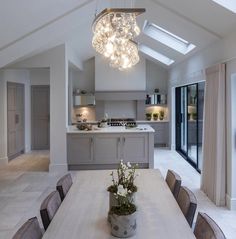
xmin=67 ymin=124 xmax=155 ymax=134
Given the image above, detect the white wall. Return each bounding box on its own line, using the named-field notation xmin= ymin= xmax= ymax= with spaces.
xmin=66 ymin=45 xmax=83 ymax=71
xmin=146 ymin=60 xmax=168 ymax=93
xmin=168 ymin=30 xmax=236 ymax=209
xmin=73 ymin=57 xmax=95 ymax=92
xmin=95 ymin=55 xmax=146 ymax=91
xmin=11 ymin=45 xmax=69 ymax=173
xmin=30 ymin=68 xmax=50 ymax=85
xmin=0 ymin=72 xmax=7 ymax=165
xmin=0 ymin=69 xmax=31 ymax=165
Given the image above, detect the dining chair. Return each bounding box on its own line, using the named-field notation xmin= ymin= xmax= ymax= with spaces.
xmin=194 ymin=212 xmax=226 ymax=239
xmin=56 ymin=173 xmax=73 ymax=201
xmin=12 ymin=217 xmax=42 ymax=239
xmin=165 ymin=169 xmax=182 ymax=199
xmin=40 ymin=191 xmax=61 ymax=230
xmin=177 ymin=186 xmax=197 ymax=227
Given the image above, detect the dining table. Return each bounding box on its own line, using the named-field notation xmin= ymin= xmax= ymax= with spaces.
xmin=42 ymin=169 xmax=196 ymax=238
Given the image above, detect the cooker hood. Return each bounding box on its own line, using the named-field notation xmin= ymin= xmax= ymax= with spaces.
xmin=95 ymin=91 xmax=146 ymax=101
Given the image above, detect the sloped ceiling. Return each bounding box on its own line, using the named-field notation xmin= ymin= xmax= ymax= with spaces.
xmin=1 ymin=0 xmax=236 ymax=69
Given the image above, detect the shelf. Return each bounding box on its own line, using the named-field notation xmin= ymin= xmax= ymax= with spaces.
xmin=146 ymin=93 xmax=167 ymax=105
xmin=146 ymin=104 xmax=167 ymax=107
xmin=74 ymin=104 xmax=95 ymax=108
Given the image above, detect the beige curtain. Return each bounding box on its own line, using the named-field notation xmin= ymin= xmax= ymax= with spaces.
xmin=201 ymin=64 xmax=226 ymax=206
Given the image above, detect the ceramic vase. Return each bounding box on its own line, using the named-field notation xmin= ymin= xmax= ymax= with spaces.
xmin=110 ymin=211 xmax=137 ymax=238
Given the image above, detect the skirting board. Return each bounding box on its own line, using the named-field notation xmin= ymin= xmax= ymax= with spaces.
xmin=0 ymin=157 xmax=8 ymax=165
xmin=49 ymin=163 xmax=68 ymax=173
xmin=226 ymin=194 xmax=236 ymax=210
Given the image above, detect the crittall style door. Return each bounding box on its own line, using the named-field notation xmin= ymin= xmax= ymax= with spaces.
xmin=175 ymin=82 xmax=205 ymax=172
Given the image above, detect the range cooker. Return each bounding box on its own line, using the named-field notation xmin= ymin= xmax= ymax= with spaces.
xmin=107 ymin=118 xmax=137 ymax=127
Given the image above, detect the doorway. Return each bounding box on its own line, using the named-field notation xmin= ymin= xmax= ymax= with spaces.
xmin=175 ymin=82 xmax=205 ymax=172
xmin=7 ymin=82 xmax=25 ymax=160
xmin=31 ymin=86 xmax=50 ymax=150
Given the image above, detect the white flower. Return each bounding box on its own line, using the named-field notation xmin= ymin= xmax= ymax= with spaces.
xmin=122 ymin=164 xmax=128 ymax=170
xmin=127 ymin=162 xmax=131 ymax=168
xmin=117 ymin=185 xmax=127 ymax=197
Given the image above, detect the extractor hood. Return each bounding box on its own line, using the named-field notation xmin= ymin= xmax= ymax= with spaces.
xmin=95 ymin=91 xmax=146 ymax=101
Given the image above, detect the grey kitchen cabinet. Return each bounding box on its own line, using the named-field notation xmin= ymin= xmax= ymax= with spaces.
xmin=94 ymin=133 xmax=148 ymax=164
xmin=148 ymin=122 xmax=169 ymax=147
xmin=67 ymin=131 xmax=153 ymax=169
xmin=122 ymin=133 xmax=148 ymax=163
xmin=93 ymin=134 xmax=121 ymax=164
xmin=7 ymin=82 xmax=25 ymax=160
xmin=67 ymin=134 xmax=93 ymax=164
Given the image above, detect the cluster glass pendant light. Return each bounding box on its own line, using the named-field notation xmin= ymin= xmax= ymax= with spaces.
xmin=92 ymin=8 xmax=145 ymax=70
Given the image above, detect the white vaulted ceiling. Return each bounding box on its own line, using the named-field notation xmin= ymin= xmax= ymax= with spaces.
xmin=1 ymin=0 xmax=236 ymax=68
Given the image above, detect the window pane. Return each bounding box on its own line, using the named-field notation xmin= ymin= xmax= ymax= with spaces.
xmin=187 ymin=85 xmax=197 ymax=164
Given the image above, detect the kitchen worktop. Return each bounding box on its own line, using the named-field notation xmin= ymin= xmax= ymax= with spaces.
xmin=67 ymin=124 xmax=155 ymax=134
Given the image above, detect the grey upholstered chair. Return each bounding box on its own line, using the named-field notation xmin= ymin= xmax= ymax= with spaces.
xmin=194 ymin=212 xmax=226 ymax=239
xmin=165 ymin=169 xmax=182 ymax=199
xmin=12 ymin=217 xmax=42 ymax=239
xmin=56 ymin=173 xmax=73 ymax=201
xmin=40 ymin=191 xmax=61 ymax=230
xmin=177 ymin=186 xmax=197 ymax=227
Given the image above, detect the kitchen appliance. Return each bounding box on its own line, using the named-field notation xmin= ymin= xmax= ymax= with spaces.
xmin=108 ymin=118 xmax=137 ymax=127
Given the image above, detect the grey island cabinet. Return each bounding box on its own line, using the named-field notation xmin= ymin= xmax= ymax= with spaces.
xmin=67 ymin=125 xmax=154 ymax=170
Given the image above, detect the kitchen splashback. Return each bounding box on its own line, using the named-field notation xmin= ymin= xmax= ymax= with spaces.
xmin=104 ymin=101 xmax=137 ymax=119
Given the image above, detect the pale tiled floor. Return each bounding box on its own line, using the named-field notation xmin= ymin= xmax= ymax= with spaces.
xmin=0 ymin=149 xmax=235 ymax=238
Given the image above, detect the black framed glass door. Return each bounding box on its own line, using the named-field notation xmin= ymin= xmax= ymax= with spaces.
xmin=176 ymin=82 xmax=205 ymax=172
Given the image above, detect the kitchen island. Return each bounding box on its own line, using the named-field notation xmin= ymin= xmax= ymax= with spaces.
xmin=67 ymin=125 xmax=154 ymax=170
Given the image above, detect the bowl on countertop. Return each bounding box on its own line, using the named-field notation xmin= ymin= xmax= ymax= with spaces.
xmin=77 ymin=123 xmax=92 ymax=131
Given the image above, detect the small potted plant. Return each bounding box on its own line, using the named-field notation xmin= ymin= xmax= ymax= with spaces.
xmin=153 ymin=113 xmax=159 ymax=121
xmin=108 ymin=160 xmax=139 ymax=237
xmin=159 ymin=110 xmax=165 ymax=120
xmin=145 ymin=113 xmax=152 ymax=121
xmin=110 ymin=185 xmax=137 ymax=238
xmin=107 ymin=160 xmax=138 ymax=210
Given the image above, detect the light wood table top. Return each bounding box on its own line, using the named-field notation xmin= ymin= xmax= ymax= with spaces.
xmin=42 ymin=169 xmax=196 ymax=239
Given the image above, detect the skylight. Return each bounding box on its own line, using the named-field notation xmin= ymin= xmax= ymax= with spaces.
xmin=139 ymin=44 xmax=174 ymax=66
xmin=143 ymin=21 xmax=196 ymax=55
xmin=212 ymin=0 xmax=236 ymax=13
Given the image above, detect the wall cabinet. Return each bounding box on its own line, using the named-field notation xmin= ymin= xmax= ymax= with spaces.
xmin=67 ymin=132 xmax=152 ymax=169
